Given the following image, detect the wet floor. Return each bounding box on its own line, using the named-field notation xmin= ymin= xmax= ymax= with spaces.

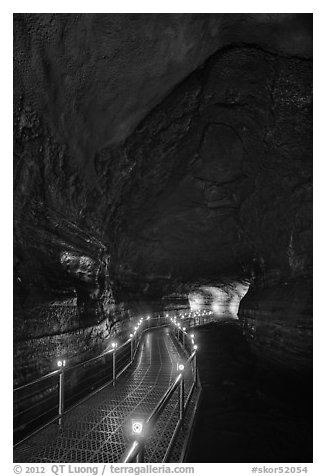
xmin=187 ymin=319 xmax=313 ymax=463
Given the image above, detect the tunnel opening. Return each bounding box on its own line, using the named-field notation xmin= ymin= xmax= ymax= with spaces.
xmin=188 ymin=281 xmax=250 ymax=317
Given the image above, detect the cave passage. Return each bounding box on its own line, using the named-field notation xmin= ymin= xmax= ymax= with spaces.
xmin=13 ymin=13 xmax=313 ymax=464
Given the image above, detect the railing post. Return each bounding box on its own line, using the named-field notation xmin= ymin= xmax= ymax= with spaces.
xmin=193 ymin=352 xmax=197 ymax=385
xmin=179 ymin=372 xmax=184 ymax=421
xmin=112 ymin=343 xmax=117 ymax=386
xmin=182 ymin=328 xmax=186 ymax=348
xmin=130 ymin=334 xmax=134 ymax=362
xmin=57 ymin=359 xmax=66 ymax=425
xmin=58 ymin=370 xmax=64 ymax=425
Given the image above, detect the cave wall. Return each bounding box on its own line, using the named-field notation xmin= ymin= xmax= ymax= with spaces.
xmin=239 ymin=277 xmax=312 ymax=375
xmin=188 ymin=282 xmax=250 ymax=317
xmin=14 ymin=14 xmax=312 ymax=382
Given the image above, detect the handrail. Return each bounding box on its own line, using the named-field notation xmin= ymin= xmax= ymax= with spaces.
xmin=13 ymin=369 xmax=61 ymax=392
xmin=121 ymin=440 xmax=142 ymax=463
xmin=14 ymin=315 xmax=165 ymax=392
xmin=13 ymin=314 xmax=170 ymax=446
xmin=146 ymin=374 xmax=182 ymax=426
xmin=14 ymin=309 xmax=210 ymax=450
xmin=147 ymin=351 xmax=196 ymax=427
xmin=121 ymin=336 xmax=198 ymax=463
xmin=14 ymin=309 xmax=212 ymax=391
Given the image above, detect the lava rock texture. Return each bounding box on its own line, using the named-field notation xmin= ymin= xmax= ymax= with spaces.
xmin=14 ymin=14 xmax=312 ymax=383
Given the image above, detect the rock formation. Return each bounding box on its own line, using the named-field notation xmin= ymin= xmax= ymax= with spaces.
xmin=14 ymin=13 xmax=312 ymax=384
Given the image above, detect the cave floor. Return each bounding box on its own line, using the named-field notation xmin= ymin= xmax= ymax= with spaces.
xmin=13 ymin=327 xmax=192 ymax=463
xmin=13 ymin=319 xmax=313 ymax=463
xmin=187 ymin=319 xmax=313 ymax=463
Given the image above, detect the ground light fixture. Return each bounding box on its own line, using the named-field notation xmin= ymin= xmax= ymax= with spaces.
xmin=132 ymin=421 xmax=143 ymax=434
xmin=193 ymin=345 xmax=198 ymax=350
xmin=112 ymin=342 xmax=117 ymax=349
xmin=57 ymin=359 xmax=66 ymax=368
xmin=177 ymin=363 xmax=184 ymax=371
xmin=129 ymin=333 xmax=133 ymax=338
xmin=128 ymin=418 xmax=147 ymax=440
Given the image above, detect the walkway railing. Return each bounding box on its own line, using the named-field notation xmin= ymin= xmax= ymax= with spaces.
xmin=13 ymin=314 xmax=169 ymax=446
xmin=14 ymin=309 xmax=213 ymax=451
xmin=121 ymin=319 xmax=201 ymax=463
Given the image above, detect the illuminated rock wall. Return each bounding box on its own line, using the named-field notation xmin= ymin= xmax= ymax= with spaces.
xmin=188 ymin=282 xmax=250 ymax=317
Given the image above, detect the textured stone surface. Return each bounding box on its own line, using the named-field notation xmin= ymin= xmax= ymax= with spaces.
xmin=238 ymin=277 xmax=312 ymax=374
xmin=14 ymin=14 xmax=312 ymax=382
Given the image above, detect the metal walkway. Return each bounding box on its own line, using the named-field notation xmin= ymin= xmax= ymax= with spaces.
xmin=14 ymin=326 xmax=196 ymax=463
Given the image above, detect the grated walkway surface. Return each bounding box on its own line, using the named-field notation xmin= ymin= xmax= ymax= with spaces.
xmin=14 ymin=327 xmax=192 ymax=463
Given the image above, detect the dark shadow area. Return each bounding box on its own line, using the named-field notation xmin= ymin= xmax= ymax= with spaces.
xmin=187 ymin=320 xmax=312 ymax=463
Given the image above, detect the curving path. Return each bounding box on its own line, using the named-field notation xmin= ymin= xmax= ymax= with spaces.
xmin=14 ymin=327 xmax=191 ymax=463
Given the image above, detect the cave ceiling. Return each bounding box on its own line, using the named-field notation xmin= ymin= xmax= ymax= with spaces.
xmin=14 ymin=13 xmax=312 ymax=307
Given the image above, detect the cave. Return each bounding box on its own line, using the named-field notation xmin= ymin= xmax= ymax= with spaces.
xmin=13 ymin=13 xmax=312 ymax=463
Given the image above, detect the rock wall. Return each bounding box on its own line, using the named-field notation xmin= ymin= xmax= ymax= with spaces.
xmin=187 ymin=282 xmax=250 ymax=316
xmin=14 ymin=14 xmax=312 ymax=383
xmin=238 ymin=276 xmax=312 ymax=375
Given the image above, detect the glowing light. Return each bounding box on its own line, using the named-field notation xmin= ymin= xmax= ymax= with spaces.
xmin=112 ymin=342 xmax=117 ymax=349
xmin=188 ymin=291 xmax=205 ymax=311
xmin=134 ymin=327 xmax=137 ymax=331
xmin=132 ymin=421 xmax=143 ymax=434
xmin=193 ymin=345 xmax=198 ymax=350
xmin=130 ymin=418 xmax=146 ymax=438
xmin=57 ymin=359 xmax=66 ymax=368
xmin=190 ymin=334 xmax=194 ymax=339
xmin=182 ymin=327 xmax=186 ymax=331
xmin=177 ymin=363 xmax=184 ymax=371
xmin=129 ymin=333 xmax=133 ymax=338
xmin=147 ymin=316 xmax=150 ymax=320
